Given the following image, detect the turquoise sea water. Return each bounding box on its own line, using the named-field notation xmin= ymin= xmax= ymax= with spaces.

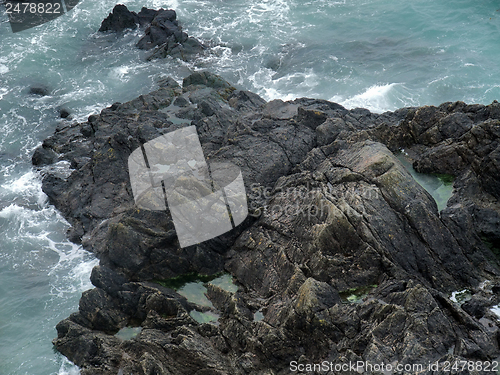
xmin=1 ymin=0 xmax=500 ymax=373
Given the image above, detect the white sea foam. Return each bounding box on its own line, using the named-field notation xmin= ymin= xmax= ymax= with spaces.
xmin=491 ymin=305 xmax=500 ymax=319
xmin=48 ymin=241 xmax=98 ymax=298
xmin=0 ymin=170 xmax=47 ymax=206
xmin=246 ymin=0 xmax=290 ymax=24
xmin=110 ymin=62 xmax=152 ymax=82
xmin=57 ymin=357 xmax=81 ymax=375
xmin=449 ymin=289 xmax=472 ymax=304
xmin=339 ymin=83 xmax=399 ymax=113
xmin=0 ymin=87 xmax=8 ymax=100
xmin=248 ymin=67 xmax=319 ymax=102
xmin=71 ymin=256 xmax=99 ymax=291
xmin=0 ymin=200 xmax=97 ymax=299
xmin=46 ymin=160 xmax=74 ymax=180
xmin=2 ymin=170 xmax=39 ymax=194
xmin=485 ymin=85 xmax=500 ymax=94
xmin=153 ymin=0 xmax=178 ymax=9
xmin=112 ymin=65 xmax=131 ymax=80
xmin=0 ymin=203 xmax=32 ymax=219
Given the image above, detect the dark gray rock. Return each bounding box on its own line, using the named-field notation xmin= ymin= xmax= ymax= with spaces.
xmin=38 ymin=74 xmax=500 ymax=374
xmin=78 ymin=288 xmax=128 ymax=332
xmin=99 ymin=5 xmax=204 ymax=61
xmin=157 ymin=76 xmax=180 ymax=89
xmin=316 ymin=117 xmax=355 ymax=146
xmin=462 ymin=296 xmax=489 ymax=319
xmin=99 ymin=4 xmax=139 ymax=33
xmin=90 ymin=265 xmax=128 ymax=298
xmin=136 ymin=7 xmax=159 ymax=27
xmin=59 ymin=108 xmax=71 ymax=118
xmin=32 ymin=145 xmax=57 ymax=166
xmin=182 ymin=71 xmax=234 ymax=91
xmin=227 ymin=90 xmax=266 ymax=112
xmin=262 ymin=99 xmax=298 ymax=120
xmin=173 ymin=96 xmax=189 ymax=107
xmin=29 ymin=85 xmax=50 ymax=96
xmin=135 ymin=8 xmax=205 ymax=60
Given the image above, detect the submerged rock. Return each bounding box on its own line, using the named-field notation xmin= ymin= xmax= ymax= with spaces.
xmin=36 ymin=72 xmax=500 ymax=374
xmin=29 ymin=85 xmax=50 ymax=96
xmin=59 ymin=108 xmax=71 ymax=119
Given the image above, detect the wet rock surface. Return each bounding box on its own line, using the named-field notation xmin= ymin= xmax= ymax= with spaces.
xmin=35 ymin=71 xmax=500 ymax=374
xmin=99 ymin=4 xmax=142 ymax=32
xmin=99 ymin=4 xmax=205 ymax=60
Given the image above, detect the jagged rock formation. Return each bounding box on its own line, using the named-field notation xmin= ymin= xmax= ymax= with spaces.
xmin=35 ymin=71 xmax=500 ymax=374
xmin=99 ymin=4 xmax=145 ymax=32
xmin=99 ymin=4 xmax=205 ymax=60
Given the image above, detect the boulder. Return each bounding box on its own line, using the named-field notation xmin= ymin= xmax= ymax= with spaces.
xmin=32 ymin=145 xmax=58 ymax=166
xmin=135 ymin=8 xmax=205 ymax=60
xmin=98 ymin=4 xmax=139 ymax=33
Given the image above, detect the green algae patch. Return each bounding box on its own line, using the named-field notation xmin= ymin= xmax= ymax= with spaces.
xmin=434 ymin=173 xmax=455 ymax=186
xmin=339 ymin=285 xmax=377 ymax=304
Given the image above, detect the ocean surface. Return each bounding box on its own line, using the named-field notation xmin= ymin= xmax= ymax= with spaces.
xmin=1 ymin=0 xmax=500 ymax=373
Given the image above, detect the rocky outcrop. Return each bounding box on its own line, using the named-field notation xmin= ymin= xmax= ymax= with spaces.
xmin=136 ymin=9 xmax=205 ymax=60
xmin=99 ymin=4 xmax=143 ymax=32
xmin=35 ymin=72 xmax=500 ymax=374
xmin=99 ymin=5 xmax=205 ymax=60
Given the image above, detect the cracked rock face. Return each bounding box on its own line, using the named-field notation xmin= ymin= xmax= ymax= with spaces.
xmin=35 ymin=72 xmax=500 ymax=374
